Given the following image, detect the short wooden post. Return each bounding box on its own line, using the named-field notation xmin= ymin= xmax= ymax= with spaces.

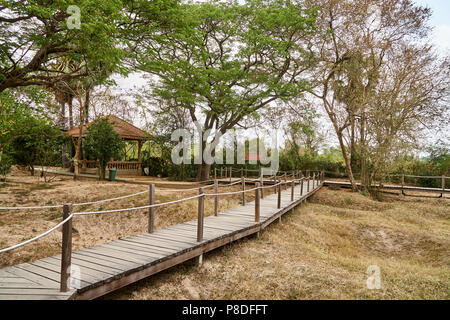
xmin=277 ymin=180 xmax=281 ymax=209
xmin=401 ymin=174 xmax=405 ymax=196
xmin=214 ymin=179 xmax=219 ymax=216
xmin=442 ymin=175 xmax=445 ymax=198
xmin=241 ymin=176 xmax=246 ymax=206
xmin=148 ymin=184 xmax=155 ymax=233
xmin=300 ymin=177 xmax=304 ymax=196
xmin=291 ymin=179 xmax=294 ymax=201
xmin=284 ymin=172 xmax=287 ymax=190
xmin=197 ymin=188 xmax=204 ymax=242
xmin=60 ymin=204 xmax=73 ymax=292
xmin=312 ymin=172 xmax=316 ymax=189
xmin=260 ymin=173 xmax=264 ymax=199
xmin=255 ymin=182 xmax=260 ymax=223
xmin=307 ymin=177 xmax=310 ymax=193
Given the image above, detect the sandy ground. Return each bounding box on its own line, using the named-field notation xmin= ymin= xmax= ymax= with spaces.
xmin=1 ymin=168 xmax=448 ymax=299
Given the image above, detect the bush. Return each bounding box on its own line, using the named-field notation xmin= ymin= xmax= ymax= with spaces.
xmin=0 ymin=154 xmax=12 ymax=181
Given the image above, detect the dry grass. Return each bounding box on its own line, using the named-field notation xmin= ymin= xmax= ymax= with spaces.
xmin=101 ymin=188 xmax=449 ymax=300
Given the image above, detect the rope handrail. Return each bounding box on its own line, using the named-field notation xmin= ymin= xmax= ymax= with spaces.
xmin=0 ymin=173 xmax=323 ymax=254
xmin=73 ymin=194 xmax=203 ymax=216
xmin=204 ymin=187 xmax=259 ymax=196
xmin=0 ymin=213 xmax=74 ymax=253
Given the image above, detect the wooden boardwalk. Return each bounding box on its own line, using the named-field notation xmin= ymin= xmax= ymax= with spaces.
xmin=0 ymin=179 xmax=322 ymax=300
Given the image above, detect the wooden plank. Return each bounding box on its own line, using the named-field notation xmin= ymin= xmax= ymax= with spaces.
xmin=138 ymin=233 xmax=196 ymax=248
xmin=167 ymin=224 xmax=229 ymax=239
xmin=73 ymin=251 xmax=139 ymax=271
xmin=3 ymin=267 xmax=58 ymax=287
xmin=111 ymin=239 xmax=178 ymax=256
xmin=0 ymin=288 xmax=74 ymax=296
xmin=0 ymin=294 xmax=70 ymax=300
xmin=102 ymin=243 xmax=164 ymax=260
xmin=0 ymin=277 xmax=30 ymax=284
xmin=47 ymin=256 xmax=122 ymax=276
xmin=123 ymin=235 xmax=186 ymax=252
xmin=17 ymin=262 xmax=91 ymax=289
xmin=119 ymin=238 xmax=178 ymax=255
xmin=83 ymin=246 xmax=152 ymax=265
xmin=184 ymin=221 xmax=241 ymax=232
xmin=145 ymin=231 xmax=199 ymax=245
xmin=30 ymin=260 xmax=97 ymax=285
xmin=36 ymin=258 xmax=111 ymax=283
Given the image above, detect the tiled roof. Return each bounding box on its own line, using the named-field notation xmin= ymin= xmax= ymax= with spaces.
xmin=65 ymin=115 xmax=150 ymax=140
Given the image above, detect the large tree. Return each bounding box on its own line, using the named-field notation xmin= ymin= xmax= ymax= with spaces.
xmin=0 ymin=0 xmax=132 ymax=92
xmin=133 ymin=0 xmax=318 ymax=180
xmin=305 ymin=0 xmax=438 ymax=190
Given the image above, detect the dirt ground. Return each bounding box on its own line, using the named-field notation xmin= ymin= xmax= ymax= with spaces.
xmin=0 ymin=168 xmax=448 ymax=299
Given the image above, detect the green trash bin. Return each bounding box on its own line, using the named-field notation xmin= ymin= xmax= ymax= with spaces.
xmin=108 ymin=168 xmax=117 ymax=181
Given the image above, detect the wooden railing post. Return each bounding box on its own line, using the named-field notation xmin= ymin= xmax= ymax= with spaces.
xmin=255 ymin=182 xmax=260 ymax=223
xmin=229 ymin=167 xmax=232 ymax=182
xmin=260 ymin=173 xmax=264 ymax=199
xmin=241 ymin=176 xmax=246 ymax=206
xmin=313 ymin=172 xmax=316 ymax=189
xmin=148 ymin=184 xmax=155 ymax=233
xmin=60 ymin=203 xmax=73 ymax=292
xmin=273 ymin=175 xmax=277 ymax=193
xmin=197 ymin=188 xmax=204 ymax=242
xmin=214 ymin=179 xmax=219 ymax=216
xmin=214 ymin=168 xmax=217 ymax=180
xmin=300 ymin=177 xmax=304 ymax=196
xmin=401 ymin=174 xmax=405 ymax=196
xmin=220 ymin=167 xmax=223 ymax=178
xmin=291 ymin=179 xmax=294 ymax=201
xmin=284 ymin=172 xmax=287 ymax=190
xmin=277 ymin=180 xmax=281 ymax=209
xmin=241 ymin=167 xmax=243 ymax=178
xmin=441 ymin=175 xmax=445 ymax=198
xmin=307 ymin=177 xmax=310 ymax=193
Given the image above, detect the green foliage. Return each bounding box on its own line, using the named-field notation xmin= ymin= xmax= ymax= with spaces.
xmin=0 ymin=153 xmax=12 ymax=181
xmin=83 ymin=118 xmax=125 ymax=179
xmin=7 ymin=116 xmax=66 ymax=175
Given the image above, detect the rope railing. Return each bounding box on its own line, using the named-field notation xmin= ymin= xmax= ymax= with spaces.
xmin=0 ymin=170 xmax=326 ymax=293
xmin=0 ymin=213 xmax=74 ymax=253
xmin=72 ymin=194 xmax=203 ymax=216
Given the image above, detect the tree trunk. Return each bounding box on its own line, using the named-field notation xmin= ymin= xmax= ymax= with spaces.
xmin=197 ymin=162 xmax=211 ymax=181
xmin=100 ymin=164 xmax=106 ymax=180
xmin=350 ymin=115 xmax=357 ymax=173
xmin=84 ymin=89 xmax=90 ymax=124
xmin=360 ymin=110 xmax=367 ymax=190
xmin=336 ymin=131 xmax=357 ymax=191
xmin=68 ymin=96 xmax=74 ymax=129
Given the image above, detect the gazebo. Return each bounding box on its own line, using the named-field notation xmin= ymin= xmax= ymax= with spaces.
xmin=66 ymin=115 xmax=150 ymax=176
